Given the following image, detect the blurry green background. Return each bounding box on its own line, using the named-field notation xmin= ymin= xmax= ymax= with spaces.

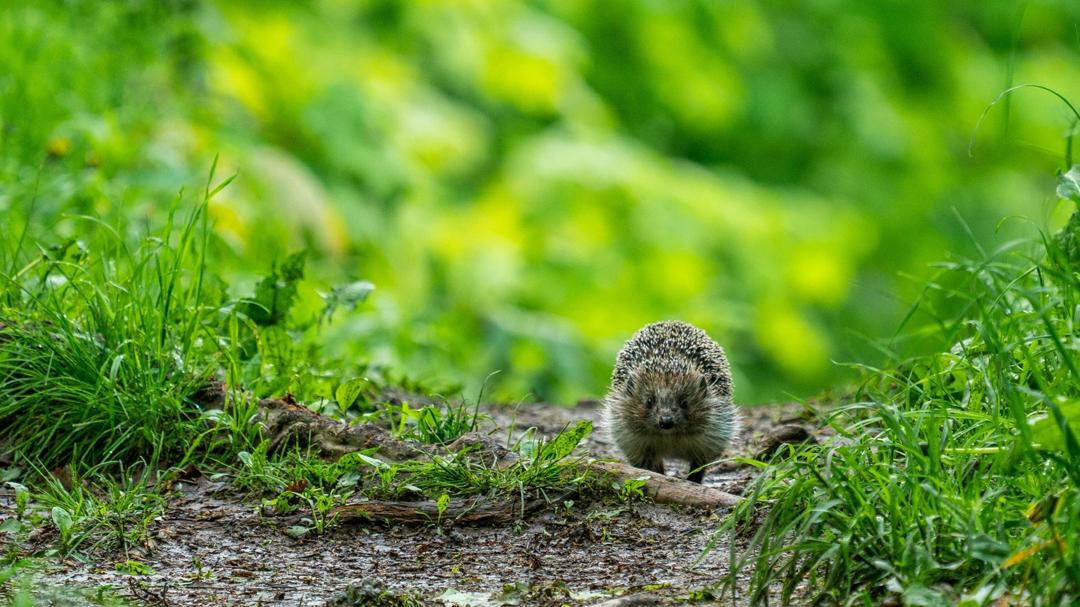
xmin=3 ymin=0 xmax=1079 ymax=404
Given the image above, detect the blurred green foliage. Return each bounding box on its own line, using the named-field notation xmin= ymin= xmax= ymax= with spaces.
xmin=2 ymin=0 xmax=1079 ymax=403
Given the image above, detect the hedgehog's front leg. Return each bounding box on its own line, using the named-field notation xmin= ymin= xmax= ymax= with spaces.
xmin=627 ymin=448 xmax=665 ymax=476
xmin=687 ymin=458 xmax=707 ymax=484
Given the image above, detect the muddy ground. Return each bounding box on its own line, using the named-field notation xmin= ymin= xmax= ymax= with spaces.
xmin=1 ymin=401 xmax=817 ymax=606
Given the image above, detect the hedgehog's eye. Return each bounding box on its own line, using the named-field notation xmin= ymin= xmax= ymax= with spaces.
xmin=644 ymin=394 xmax=656 ymax=409
xmin=679 ymin=397 xmax=690 ymax=410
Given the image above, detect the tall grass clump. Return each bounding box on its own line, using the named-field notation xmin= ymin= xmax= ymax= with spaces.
xmin=0 ymin=165 xmax=257 ymax=467
xmin=717 ymin=170 xmax=1080 ymax=604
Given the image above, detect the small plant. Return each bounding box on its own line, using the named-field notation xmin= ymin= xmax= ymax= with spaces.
xmin=233 ymin=445 xmax=388 ymax=537
xmin=324 ymin=579 xmax=424 ymax=607
xmin=34 ymin=464 xmax=167 ymax=556
xmin=435 ymin=493 xmax=450 ymax=526
xmin=190 ymin=556 xmax=211 ymax=580
xmin=238 ymin=250 xmax=307 ymax=328
xmin=290 ymin=490 xmax=338 ymax=536
xmin=616 ymin=477 xmax=649 ymax=502
xmin=50 ymin=506 xmax=76 ymax=554
xmin=318 ymin=281 xmax=375 ymax=326
xmin=114 ymin=560 xmax=154 ymax=576
xmin=234 ymin=444 xmax=280 ymax=493
xmin=335 ymin=377 xmax=375 ymax=413
xmin=6 ymin=482 xmax=29 ymax=520
xmin=393 ymin=399 xmax=486 ymax=445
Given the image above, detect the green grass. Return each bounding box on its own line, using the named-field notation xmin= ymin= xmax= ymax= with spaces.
xmin=0 ymin=155 xmax=595 ymax=558
xmin=374 ymin=420 xmax=595 ymax=500
xmin=32 ymin=464 xmax=166 ymax=558
xmin=0 ymin=162 xmax=260 ymax=468
xmin=714 ymin=176 xmax=1080 ymax=604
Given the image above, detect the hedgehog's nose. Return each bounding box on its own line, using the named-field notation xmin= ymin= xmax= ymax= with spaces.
xmin=658 ymin=416 xmax=675 ymax=429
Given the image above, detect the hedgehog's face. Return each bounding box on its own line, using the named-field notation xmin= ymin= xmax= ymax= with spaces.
xmin=625 ymin=367 xmax=709 ymax=433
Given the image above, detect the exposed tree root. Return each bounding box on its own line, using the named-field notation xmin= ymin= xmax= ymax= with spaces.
xmin=255 ymin=395 xmax=429 ymax=461
xmin=755 ymin=423 xmax=815 ymax=459
xmin=250 ymin=394 xmax=744 ymax=516
xmin=590 ymin=461 xmax=743 ymax=508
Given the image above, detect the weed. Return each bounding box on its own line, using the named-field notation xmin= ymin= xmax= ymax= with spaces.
xmin=189 ymin=556 xmax=212 ymax=581
xmin=616 ymin=477 xmax=650 ymax=502
xmin=6 ymin=482 xmax=30 ymax=521
xmin=114 ymin=560 xmax=154 ymax=576
xmin=359 ymin=420 xmax=594 ymax=502
xmin=335 ymin=377 xmax=376 ymax=413
xmin=390 ymin=399 xmax=487 ymax=445
xmin=33 ymin=464 xmax=166 ymax=558
xmin=227 ymin=419 xmax=594 ymax=535
xmin=435 ymin=493 xmax=450 ymax=526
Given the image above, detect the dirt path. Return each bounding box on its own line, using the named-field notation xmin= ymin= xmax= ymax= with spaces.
xmin=4 ymin=401 xmax=813 ymax=606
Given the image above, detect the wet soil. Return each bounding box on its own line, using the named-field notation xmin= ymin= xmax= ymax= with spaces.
xmin=1 ymin=401 xmax=818 ymax=606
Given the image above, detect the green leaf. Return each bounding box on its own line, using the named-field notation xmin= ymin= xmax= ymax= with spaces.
xmin=239 ymin=250 xmax=307 ymax=326
xmin=357 ymin=453 xmax=388 ymax=469
xmin=279 ymin=249 xmax=307 ymax=281
xmin=7 ymin=482 xmax=29 ymax=518
xmin=108 ymin=354 xmax=125 ymax=383
xmin=51 ymin=506 xmax=73 ymax=535
xmin=901 ymin=583 xmax=947 ymax=606
xmin=967 ymin=534 xmax=1010 ymax=564
xmin=1052 ymin=207 xmax=1080 ymax=264
xmin=0 ymin=519 xmax=22 ymax=534
xmin=1057 ymin=165 xmax=1080 ymax=204
xmin=319 ymin=280 xmax=374 ymax=324
xmin=337 ymin=470 xmax=361 ymax=489
xmin=115 ymin=560 xmax=154 ymax=576
xmin=335 ymin=378 xmax=369 ymax=410
xmin=286 ymin=525 xmax=311 ymax=539
xmin=1029 ymin=399 xmax=1080 ymax=453
xmin=541 ymin=420 xmax=592 ymax=462
xmin=5 ymin=481 xmax=28 ymax=498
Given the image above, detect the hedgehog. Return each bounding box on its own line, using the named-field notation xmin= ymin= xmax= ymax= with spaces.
xmin=602 ymin=320 xmax=738 ymax=483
